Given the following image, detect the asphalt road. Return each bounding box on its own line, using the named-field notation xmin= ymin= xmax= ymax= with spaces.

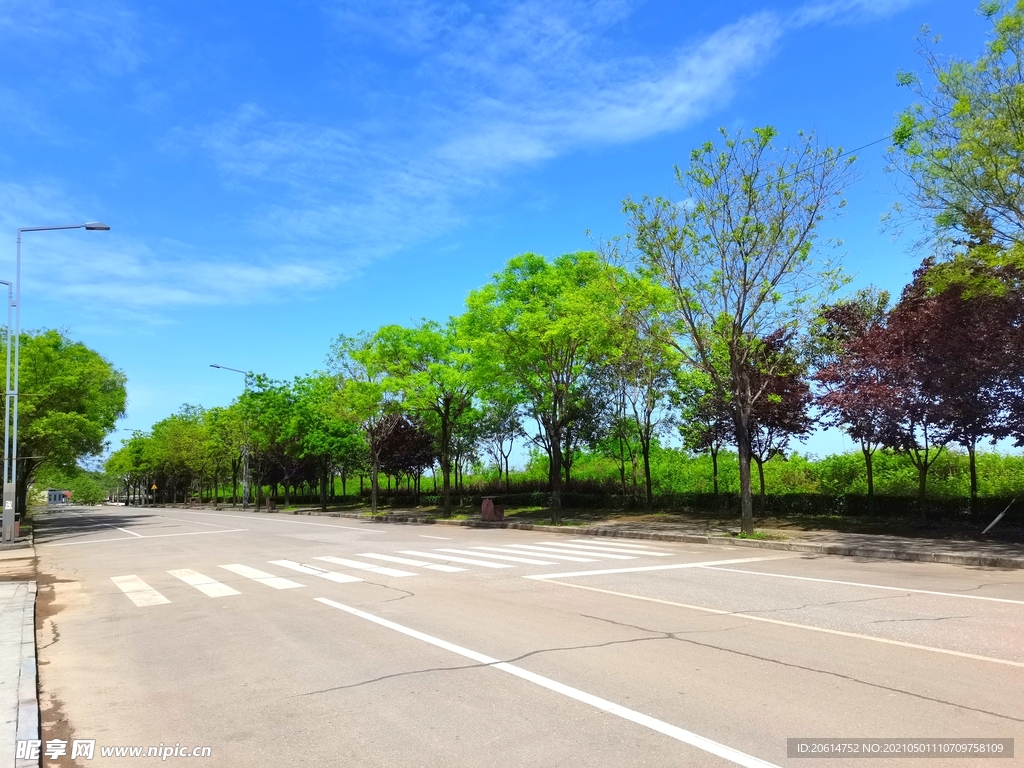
xmin=31 ymin=505 xmax=1024 ymax=767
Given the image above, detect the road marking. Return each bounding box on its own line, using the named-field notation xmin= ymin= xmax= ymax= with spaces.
xmin=358 ymin=553 xmax=465 ymax=572
xmin=269 ymin=560 xmax=363 ymax=584
xmin=111 ymin=576 xmax=171 ymax=607
xmin=315 ymin=556 xmax=416 ymax=578
xmin=219 ymin=564 xmax=305 ymax=589
xmin=485 ymin=546 xmax=596 ymax=562
xmin=44 ymin=529 xmax=247 ymax=546
xmin=168 ymin=509 xmax=387 ymax=532
xmin=528 ymin=557 xmax=788 ymax=580
xmin=700 ymin=566 xmax=1024 ymax=606
xmin=560 ymin=539 xmax=671 ymax=552
xmin=398 ymin=551 xmax=513 ymax=569
xmin=500 ymin=544 xmax=635 ymax=560
xmin=537 ymin=541 xmax=672 ymax=557
xmin=419 ymin=535 xmax=451 ymax=540
xmin=534 ymin=580 xmax=1024 ymax=669
xmin=168 ymin=569 xmax=241 ymax=597
xmin=435 ymin=548 xmax=557 ymax=565
xmin=315 ymin=599 xmax=780 ymax=768
xmin=68 ymin=510 xmax=145 ymax=537
xmin=157 ymin=515 xmax=242 ymax=529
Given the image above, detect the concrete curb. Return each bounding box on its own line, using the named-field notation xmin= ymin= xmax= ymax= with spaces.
xmin=14 ymin=582 xmax=37 ymax=768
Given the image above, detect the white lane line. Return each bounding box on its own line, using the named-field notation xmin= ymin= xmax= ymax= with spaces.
xmin=559 ymin=539 xmax=671 ymax=552
xmin=358 ymin=553 xmax=465 ymax=572
xmin=315 ymin=556 xmax=417 ymax=578
xmin=700 ymin=566 xmax=1024 ymax=606
xmin=534 ymin=579 xmax=1024 ymax=669
xmin=111 ymin=575 xmax=171 ymax=607
xmin=116 ymin=527 xmax=145 ymax=538
xmin=399 ymin=551 xmax=513 ymax=569
xmin=537 ymin=541 xmax=672 ymax=557
xmin=316 ymin=598 xmax=779 ymax=768
xmin=483 ymin=546 xmax=596 ymax=563
xmin=528 ymin=557 xmax=791 ymax=580
xmin=169 ymin=509 xmax=387 ymax=532
xmin=269 ymin=560 xmax=363 ymax=584
xmin=168 ymin=569 xmax=241 ymax=597
xmin=501 ymin=544 xmax=635 ymax=560
xmin=45 ymin=529 xmax=247 ymax=547
xmin=219 ymin=564 xmax=305 ymax=589
xmin=419 ymin=535 xmax=451 ymax=540
xmin=435 ymin=548 xmax=558 ymax=565
xmin=157 ymin=515 xmax=241 ymax=529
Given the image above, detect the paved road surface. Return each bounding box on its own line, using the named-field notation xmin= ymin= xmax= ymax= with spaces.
xmin=32 ymin=506 xmax=1024 ymax=767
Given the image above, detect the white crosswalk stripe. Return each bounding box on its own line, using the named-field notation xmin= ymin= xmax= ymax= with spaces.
xmin=357 ymin=553 xmax=465 ymax=572
xmin=499 ymin=544 xmax=636 ymax=560
xmin=219 ymin=564 xmax=305 ymax=589
xmin=111 ymin=575 xmax=171 ymax=607
xmin=471 ymin=546 xmax=597 ymax=562
xmin=562 ymin=539 xmax=670 ymax=552
xmin=269 ymin=560 xmax=363 ymax=583
xmin=168 ymin=569 xmax=241 ymax=597
xmin=434 ymin=548 xmax=558 ymax=565
xmin=537 ymin=541 xmax=672 ymax=557
xmin=398 ymin=551 xmax=513 ymax=568
xmin=315 ymin=556 xmax=417 ymax=577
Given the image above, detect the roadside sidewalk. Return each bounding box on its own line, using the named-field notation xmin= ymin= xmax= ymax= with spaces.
xmin=0 ymin=546 xmax=38 ymax=768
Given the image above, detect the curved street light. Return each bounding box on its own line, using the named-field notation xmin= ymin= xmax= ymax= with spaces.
xmin=4 ymin=223 xmax=110 ymax=542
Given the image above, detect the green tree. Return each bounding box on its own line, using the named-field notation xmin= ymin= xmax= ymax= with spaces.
xmin=889 ymin=2 xmax=1024 ymax=282
xmin=464 ymin=252 xmax=622 ymax=523
xmin=330 ymin=333 xmax=402 ymax=514
xmin=374 ymin=320 xmax=473 ymax=517
xmin=12 ymin=329 xmax=126 ymax=514
xmin=623 ymin=126 xmax=853 ymax=533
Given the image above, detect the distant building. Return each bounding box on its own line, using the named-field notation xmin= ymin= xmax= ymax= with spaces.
xmin=47 ymin=489 xmax=71 ymax=505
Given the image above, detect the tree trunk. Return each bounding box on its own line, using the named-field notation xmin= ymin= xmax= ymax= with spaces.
xmin=917 ymin=461 xmax=928 ymax=522
xmin=862 ymin=445 xmax=875 ymax=516
xmin=440 ymin=416 xmax=453 ymax=518
xmin=735 ymin=411 xmax=754 ymax=535
xmin=642 ymin=439 xmax=653 ymax=510
xmin=283 ymin=481 xmax=290 ymax=508
xmin=549 ymin=434 xmax=563 ymax=525
xmin=754 ymin=456 xmax=766 ymax=516
xmin=370 ymin=456 xmax=379 ymax=514
xmin=967 ymin=440 xmax=978 ymax=517
xmin=711 ymin=446 xmax=720 ymax=499
xmin=320 ymin=466 xmax=328 ymax=511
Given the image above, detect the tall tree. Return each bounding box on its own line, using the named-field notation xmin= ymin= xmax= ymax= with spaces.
xmin=330 ymin=333 xmax=402 ymax=514
xmin=890 ymin=2 xmax=1024 ymax=278
xmin=464 ymin=252 xmax=622 ymax=523
xmin=14 ymin=329 xmax=127 ymax=514
xmin=675 ymin=369 xmax=732 ymax=499
xmin=746 ymin=331 xmax=813 ymax=513
xmin=374 ymin=320 xmax=474 ymax=517
xmin=813 ymin=289 xmax=894 ymax=515
xmin=624 ymin=126 xmax=854 ymax=533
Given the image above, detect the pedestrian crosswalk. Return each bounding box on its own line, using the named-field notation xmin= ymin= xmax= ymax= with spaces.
xmin=109 ymin=538 xmax=675 ymax=607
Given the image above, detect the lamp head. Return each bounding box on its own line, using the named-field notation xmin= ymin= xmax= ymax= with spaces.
xmin=84 ymin=222 xmax=110 ymax=231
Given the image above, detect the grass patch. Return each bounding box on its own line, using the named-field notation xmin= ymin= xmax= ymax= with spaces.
xmin=735 ymin=530 xmax=787 ymax=540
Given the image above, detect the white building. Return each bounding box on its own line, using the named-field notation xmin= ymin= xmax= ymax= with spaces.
xmin=47 ymin=489 xmax=70 ymax=505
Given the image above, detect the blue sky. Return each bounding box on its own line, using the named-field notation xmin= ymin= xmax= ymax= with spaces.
xmin=0 ymin=0 xmax=994 ymax=460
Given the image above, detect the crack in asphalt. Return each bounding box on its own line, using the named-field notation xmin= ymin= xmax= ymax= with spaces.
xmin=363 ymin=581 xmax=416 ymax=603
xmin=869 ymin=615 xmax=972 ymax=624
xmin=579 ymin=613 xmax=1024 ymax=724
xmin=286 ymin=635 xmax=666 ymax=700
xmin=739 ymin=593 xmax=906 ymax=616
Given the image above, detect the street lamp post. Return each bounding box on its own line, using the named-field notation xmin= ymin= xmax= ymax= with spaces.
xmin=210 ymin=364 xmax=251 ymax=510
xmin=4 ymin=223 xmax=110 ymax=542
